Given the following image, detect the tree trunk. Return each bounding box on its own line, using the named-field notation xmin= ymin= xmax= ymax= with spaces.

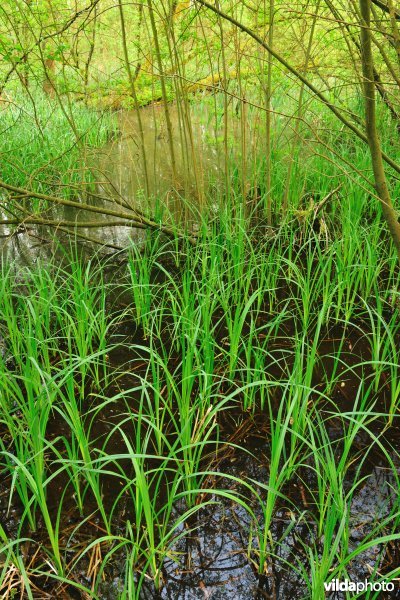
xmin=359 ymin=0 xmax=400 ymax=262
xmin=265 ymin=0 xmax=274 ymax=224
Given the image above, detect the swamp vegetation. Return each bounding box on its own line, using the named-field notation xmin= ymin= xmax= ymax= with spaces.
xmin=0 ymin=0 xmax=400 ymax=598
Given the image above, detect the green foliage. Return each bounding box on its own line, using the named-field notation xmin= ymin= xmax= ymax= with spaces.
xmin=0 ymin=0 xmax=400 ymax=596
xmin=0 ymin=92 xmax=116 ymax=198
xmin=0 ymin=199 xmax=399 ymax=594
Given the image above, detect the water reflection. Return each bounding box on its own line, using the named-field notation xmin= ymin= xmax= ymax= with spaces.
xmin=94 ymin=104 xmax=223 ymax=214
xmin=0 ymin=103 xmax=223 ymax=265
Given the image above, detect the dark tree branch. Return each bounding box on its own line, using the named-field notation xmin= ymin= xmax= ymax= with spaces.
xmin=194 ymin=0 xmax=400 ymax=176
xmin=0 ymin=179 xmax=198 ymax=245
xmin=371 ymin=0 xmax=400 ymax=20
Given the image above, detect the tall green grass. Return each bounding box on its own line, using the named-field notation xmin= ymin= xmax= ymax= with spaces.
xmin=0 ymin=92 xmax=116 ymax=199
xmin=1 ymin=91 xmax=400 ymax=597
xmin=1 ymin=190 xmax=399 ymax=596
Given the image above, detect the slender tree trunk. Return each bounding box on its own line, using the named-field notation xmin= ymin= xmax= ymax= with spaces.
xmin=216 ymin=0 xmax=230 ymax=200
xmin=118 ymin=0 xmax=150 ymax=197
xmin=283 ymin=0 xmax=320 ymax=214
xmin=359 ymin=0 xmax=400 ymax=262
xmin=387 ymin=0 xmax=400 ymax=68
xmin=21 ymin=0 xmax=32 ymax=90
xmin=84 ymin=2 xmax=98 ymax=102
xmin=327 ymin=0 xmax=400 ymax=130
xmin=265 ymin=0 xmax=274 ymax=224
xmin=194 ymin=0 xmax=400 ymax=175
xmin=147 ymin=0 xmax=178 ymax=184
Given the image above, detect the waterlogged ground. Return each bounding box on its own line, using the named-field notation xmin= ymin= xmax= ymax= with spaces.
xmin=1 ymin=102 xmax=400 ymax=598
xmin=1 ymin=262 xmax=399 ymax=598
xmin=90 ymin=319 xmax=400 ymax=599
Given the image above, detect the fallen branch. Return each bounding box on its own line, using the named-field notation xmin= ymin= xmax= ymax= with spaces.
xmin=0 ymin=179 xmax=198 ymax=245
xmin=0 ymin=218 xmax=148 ymax=228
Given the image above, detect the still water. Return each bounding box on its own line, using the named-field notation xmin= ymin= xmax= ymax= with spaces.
xmin=0 ymin=103 xmax=224 ymax=264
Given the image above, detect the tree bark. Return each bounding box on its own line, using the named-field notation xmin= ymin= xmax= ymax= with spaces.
xmin=265 ymin=0 xmax=274 ymax=224
xmin=359 ymin=0 xmax=400 ymax=261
